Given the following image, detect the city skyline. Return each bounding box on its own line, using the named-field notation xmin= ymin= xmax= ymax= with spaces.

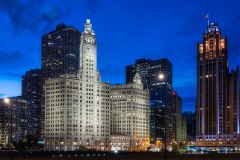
xmin=1 ymin=0 xmax=240 ymax=112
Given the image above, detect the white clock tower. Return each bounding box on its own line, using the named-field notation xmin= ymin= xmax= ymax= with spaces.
xmin=45 ymin=19 xmax=110 ymax=151
xmin=80 ymin=19 xmax=97 ymax=79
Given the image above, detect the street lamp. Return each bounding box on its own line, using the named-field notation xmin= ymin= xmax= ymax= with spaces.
xmin=4 ymin=98 xmax=13 ymax=160
xmin=158 ymin=74 xmax=167 ymax=160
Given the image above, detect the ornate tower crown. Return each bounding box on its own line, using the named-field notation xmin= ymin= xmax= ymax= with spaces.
xmin=206 ymin=22 xmax=220 ymax=34
xmin=84 ymin=19 xmax=95 ymax=35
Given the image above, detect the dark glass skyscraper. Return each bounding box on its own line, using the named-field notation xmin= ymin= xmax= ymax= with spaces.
xmin=22 ymin=69 xmax=42 ymax=138
xmin=22 ymin=69 xmax=42 ymax=106
xmin=126 ymin=58 xmax=173 ymax=147
xmin=42 ymin=23 xmax=81 ymax=80
xmin=196 ymin=22 xmax=240 ymax=147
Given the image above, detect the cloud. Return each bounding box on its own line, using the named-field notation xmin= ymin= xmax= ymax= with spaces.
xmin=0 ymin=0 xmax=65 ymax=33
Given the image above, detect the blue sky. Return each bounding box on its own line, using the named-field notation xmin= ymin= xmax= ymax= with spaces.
xmin=0 ymin=0 xmax=240 ymax=112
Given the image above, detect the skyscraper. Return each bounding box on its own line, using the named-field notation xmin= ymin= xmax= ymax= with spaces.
xmin=44 ymin=19 xmax=110 ymax=151
xmin=196 ymin=22 xmax=240 ymax=147
xmin=181 ymin=117 xmax=187 ymax=143
xmin=41 ymin=24 xmax=81 ymax=138
xmin=110 ymin=73 xmax=150 ymax=151
xmin=42 ymin=23 xmax=81 ymax=80
xmin=22 ymin=69 xmax=42 ymax=138
xmin=126 ymin=58 xmax=172 ymax=99
xmin=22 ymin=69 xmax=42 ymax=106
xmin=126 ymin=58 xmax=173 ymax=148
xmin=172 ymin=91 xmax=183 ymax=143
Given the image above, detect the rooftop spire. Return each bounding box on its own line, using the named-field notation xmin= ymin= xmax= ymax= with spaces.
xmin=84 ymin=18 xmax=92 ymax=32
xmin=84 ymin=18 xmax=95 ymax=35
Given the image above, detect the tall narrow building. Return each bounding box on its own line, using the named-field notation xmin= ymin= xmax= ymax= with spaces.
xmin=226 ymin=68 xmax=240 ymax=140
xmin=196 ymin=22 xmax=240 ymax=147
xmin=44 ymin=19 xmax=110 ymax=151
xmin=22 ymin=69 xmax=42 ymax=138
xmin=172 ymin=91 xmax=183 ymax=143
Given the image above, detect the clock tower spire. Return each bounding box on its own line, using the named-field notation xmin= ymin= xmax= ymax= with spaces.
xmin=84 ymin=18 xmax=95 ymax=35
xmin=79 ymin=18 xmax=97 ymax=80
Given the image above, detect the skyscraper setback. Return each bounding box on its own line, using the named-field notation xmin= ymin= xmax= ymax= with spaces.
xmin=196 ymin=22 xmax=240 ymax=147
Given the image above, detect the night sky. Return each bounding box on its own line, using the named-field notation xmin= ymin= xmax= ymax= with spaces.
xmin=0 ymin=0 xmax=240 ymax=112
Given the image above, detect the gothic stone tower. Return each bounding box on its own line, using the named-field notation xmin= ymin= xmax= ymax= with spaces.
xmin=196 ymin=22 xmax=240 ymax=147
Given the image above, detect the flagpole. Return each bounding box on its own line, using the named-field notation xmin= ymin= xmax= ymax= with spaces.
xmin=204 ymin=13 xmax=210 ymax=26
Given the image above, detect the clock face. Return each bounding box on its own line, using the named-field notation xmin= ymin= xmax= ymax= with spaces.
xmin=87 ymin=46 xmax=92 ymax=51
xmin=86 ymin=45 xmax=94 ymax=54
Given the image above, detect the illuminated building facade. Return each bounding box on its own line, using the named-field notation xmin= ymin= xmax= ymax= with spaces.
xmin=0 ymin=97 xmax=38 ymax=147
xmin=44 ymin=19 xmax=111 ymax=151
xmin=126 ymin=58 xmax=173 ymax=147
xmin=110 ymin=73 xmax=150 ymax=151
xmin=172 ymin=91 xmax=183 ymax=143
xmin=181 ymin=117 xmax=187 ymax=142
xmin=110 ymin=135 xmax=130 ymax=152
xmin=196 ymin=22 xmax=240 ymax=147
